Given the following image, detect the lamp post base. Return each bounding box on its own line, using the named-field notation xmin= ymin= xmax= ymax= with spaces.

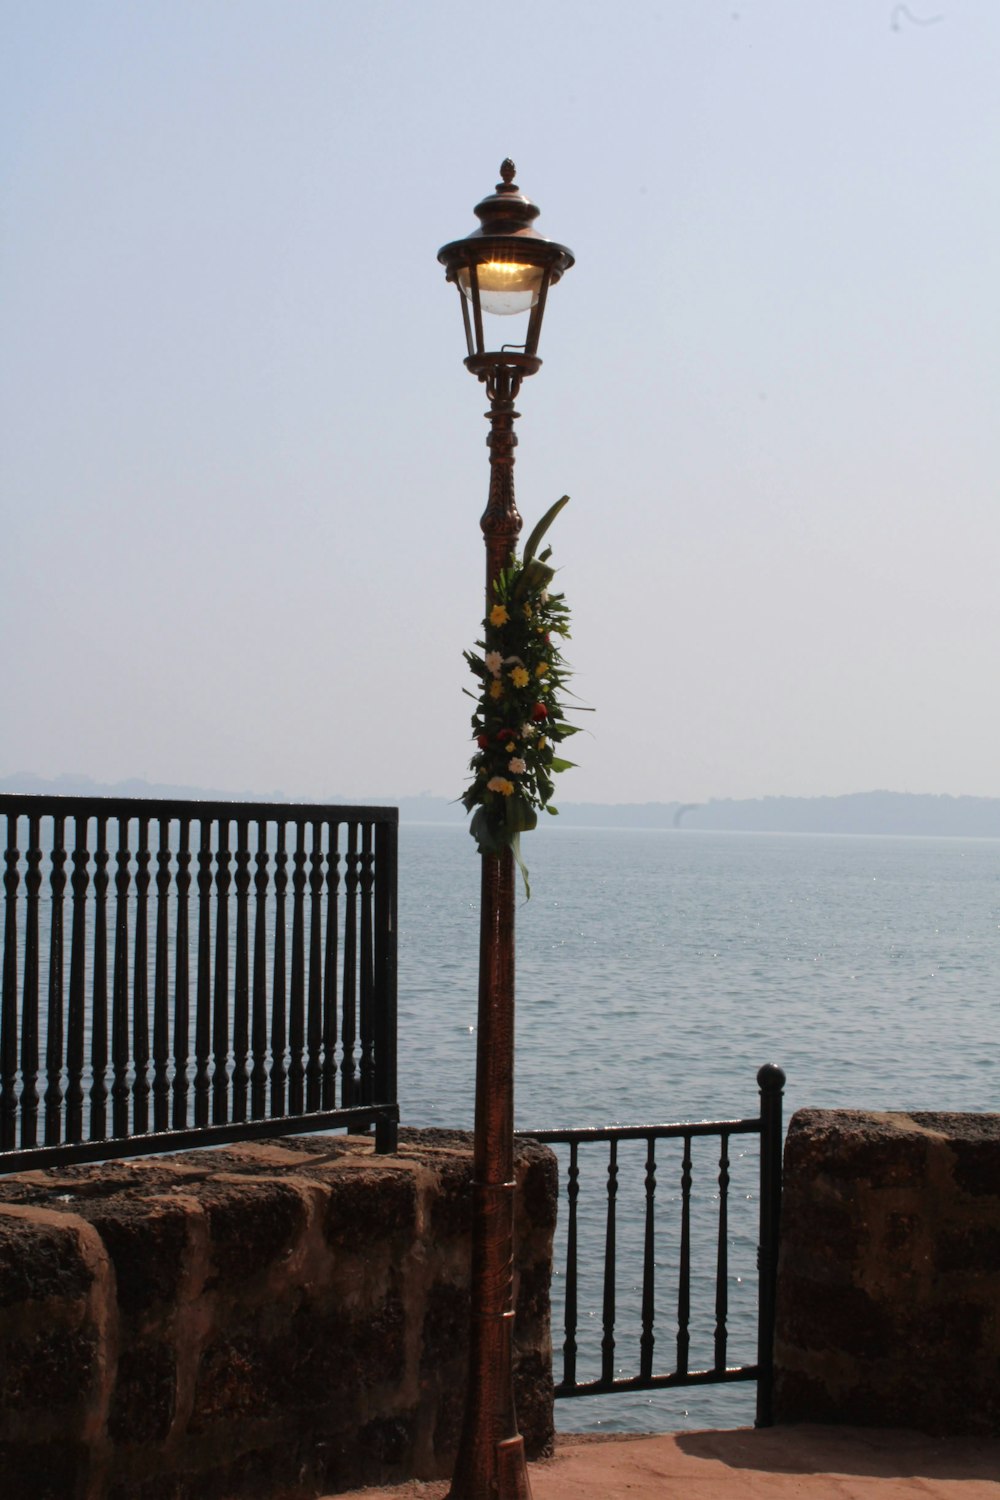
xmin=447 ymin=847 xmax=530 ymax=1500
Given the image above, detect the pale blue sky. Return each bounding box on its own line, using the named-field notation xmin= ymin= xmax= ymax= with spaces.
xmin=2 ymin=2 xmax=998 ymax=803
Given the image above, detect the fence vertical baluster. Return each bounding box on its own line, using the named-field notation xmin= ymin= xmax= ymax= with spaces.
xmin=65 ymin=815 xmax=90 ymax=1142
xmin=564 ymin=1141 xmax=580 ymax=1391
xmin=306 ymin=819 xmax=323 ymax=1112
xmin=601 ymin=1137 xmax=619 ymax=1385
xmin=232 ymin=819 xmax=250 ymax=1122
xmin=322 ymin=821 xmax=340 ymax=1110
xmin=250 ymin=819 xmax=269 ymax=1119
xmin=212 ymin=817 xmax=231 ymax=1124
xmin=152 ymin=817 xmax=171 ymax=1132
xmin=288 ymin=821 xmax=307 ymax=1115
xmin=714 ymin=1129 xmax=731 ymax=1371
xmin=270 ymin=821 xmax=288 ymax=1116
xmin=111 ymin=818 xmax=131 ymax=1138
xmin=194 ymin=819 xmax=212 ymax=1128
xmin=45 ymin=816 xmax=67 ymax=1145
xmin=132 ymin=817 xmax=151 ymax=1135
xmin=90 ymin=816 xmax=109 ymax=1140
xmin=21 ymin=815 xmax=42 ymax=1147
xmin=358 ymin=823 xmax=376 ymax=1102
xmin=1 ymin=813 xmax=19 ymax=1150
xmin=755 ymin=1062 xmax=786 ymax=1428
xmin=173 ymin=818 xmax=191 ymax=1129
xmin=372 ymin=818 xmax=397 ymax=1152
xmin=133 ymin=823 xmax=152 ymax=1133
xmin=676 ymin=1132 xmax=693 ymax=1378
xmin=341 ymin=822 xmax=359 ymax=1106
xmin=639 ymin=1134 xmax=657 ymax=1381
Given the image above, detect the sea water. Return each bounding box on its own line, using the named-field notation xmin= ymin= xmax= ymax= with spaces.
xmin=397 ymin=825 xmax=1000 ymax=1431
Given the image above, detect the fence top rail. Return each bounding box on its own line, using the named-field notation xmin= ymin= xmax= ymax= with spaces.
xmin=0 ymin=793 xmax=399 ymax=826
xmin=518 ymin=1116 xmax=762 ymax=1144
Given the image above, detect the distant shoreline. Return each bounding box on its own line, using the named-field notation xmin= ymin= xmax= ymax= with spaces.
xmin=5 ymin=776 xmax=1000 ymax=840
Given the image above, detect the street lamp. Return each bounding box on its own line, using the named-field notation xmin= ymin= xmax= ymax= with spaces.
xmin=438 ymin=162 xmax=574 ymax=1500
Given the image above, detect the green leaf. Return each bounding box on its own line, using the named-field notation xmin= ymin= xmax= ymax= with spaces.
xmin=510 ymin=830 xmax=531 ymax=899
xmin=549 ymin=757 xmax=577 ymax=773
xmin=522 ymin=495 xmax=570 ymax=565
xmin=469 ymin=806 xmax=503 ymax=855
xmin=506 ymin=796 xmax=538 ymax=835
xmin=512 ymin=558 xmax=556 ymax=601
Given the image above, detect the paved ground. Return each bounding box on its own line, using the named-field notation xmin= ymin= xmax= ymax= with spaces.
xmin=329 ymin=1425 xmax=1000 ymax=1500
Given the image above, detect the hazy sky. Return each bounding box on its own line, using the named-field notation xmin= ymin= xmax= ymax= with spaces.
xmin=2 ymin=2 xmax=998 ymax=805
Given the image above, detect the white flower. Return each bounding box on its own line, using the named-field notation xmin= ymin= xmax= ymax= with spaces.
xmin=484 ymin=651 xmax=503 ymax=677
xmin=520 ymin=723 xmax=537 ymax=739
xmin=509 ymin=758 xmax=527 ymax=775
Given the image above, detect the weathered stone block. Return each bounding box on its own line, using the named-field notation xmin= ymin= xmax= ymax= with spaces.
xmin=202 ymin=1178 xmax=308 ymax=1286
xmin=774 ymin=1108 xmax=1000 ymax=1436
xmin=80 ymin=1197 xmax=192 ymax=1316
xmin=0 ymin=1439 xmax=91 ymax=1500
xmin=108 ymin=1341 xmax=178 ymax=1443
xmin=427 ymin=1153 xmax=475 ymax=1240
xmin=0 ymin=1209 xmax=95 ymax=1307
xmin=420 ymin=1279 xmax=468 ymax=1376
xmin=0 ymin=1130 xmax=557 ymax=1496
xmin=322 ymin=1164 xmax=417 ymax=1253
xmin=0 ymin=1328 xmax=101 ymax=1413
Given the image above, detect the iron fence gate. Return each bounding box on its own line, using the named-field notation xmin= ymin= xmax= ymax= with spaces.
xmin=519 ymin=1063 xmax=784 ymax=1426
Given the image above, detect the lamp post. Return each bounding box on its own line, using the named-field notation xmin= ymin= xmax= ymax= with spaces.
xmin=438 ymin=162 xmax=574 ymax=1500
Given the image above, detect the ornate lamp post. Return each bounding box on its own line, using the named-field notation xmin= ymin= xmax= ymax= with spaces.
xmin=438 ymin=163 xmax=574 ymax=1500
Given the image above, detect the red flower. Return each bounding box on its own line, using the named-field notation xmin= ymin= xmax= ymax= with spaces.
xmin=477 ymin=735 xmax=489 ymax=749
xmin=531 ymin=703 xmax=548 ymax=722
xmin=496 ymin=727 xmax=518 ymax=742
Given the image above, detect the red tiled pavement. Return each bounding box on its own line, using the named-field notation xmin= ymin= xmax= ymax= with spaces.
xmin=328 ymin=1425 xmax=1000 ymax=1500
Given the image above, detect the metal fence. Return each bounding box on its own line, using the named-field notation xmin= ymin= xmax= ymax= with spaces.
xmin=519 ymin=1064 xmax=785 ymax=1425
xmin=1 ymin=794 xmax=398 ymax=1172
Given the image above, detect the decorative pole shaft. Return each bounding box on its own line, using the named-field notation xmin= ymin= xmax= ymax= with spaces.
xmin=448 ymin=367 xmax=532 ymax=1500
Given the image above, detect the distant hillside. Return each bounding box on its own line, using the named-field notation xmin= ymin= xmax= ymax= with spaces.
xmin=398 ymin=791 xmax=1000 ymax=836
xmin=4 ymin=778 xmax=1000 ymax=838
xmin=672 ymin=792 xmax=1000 ymax=838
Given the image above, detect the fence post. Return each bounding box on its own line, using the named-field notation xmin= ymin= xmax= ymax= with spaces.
xmin=373 ymin=818 xmax=398 ymax=1154
xmin=755 ymin=1061 xmax=785 ymax=1427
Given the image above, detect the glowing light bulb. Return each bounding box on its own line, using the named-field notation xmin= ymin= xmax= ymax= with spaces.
xmin=458 ymin=259 xmax=544 ymax=316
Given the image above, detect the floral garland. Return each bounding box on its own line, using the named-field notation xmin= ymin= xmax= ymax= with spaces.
xmin=462 ymin=496 xmax=580 ymax=894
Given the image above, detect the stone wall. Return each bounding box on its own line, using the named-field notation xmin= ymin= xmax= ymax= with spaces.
xmin=0 ymin=1129 xmax=557 ymax=1500
xmin=774 ymin=1109 xmax=1000 ymax=1435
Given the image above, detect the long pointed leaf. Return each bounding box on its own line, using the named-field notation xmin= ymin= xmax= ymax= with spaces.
xmin=522 ymin=495 xmax=570 ymax=565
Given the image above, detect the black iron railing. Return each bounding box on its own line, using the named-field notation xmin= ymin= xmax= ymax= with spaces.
xmin=0 ymin=794 xmax=398 ymax=1172
xmin=519 ymin=1064 xmax=785 ymax=1425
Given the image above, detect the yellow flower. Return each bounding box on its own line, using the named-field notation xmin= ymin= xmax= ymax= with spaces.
xmin=535 ymin=662 xmax=548 ymax=677
xmin=510 ymin=666 xmax=530 ymax=689
xmin=523 ymin=603 xmax=532 ymax=619
xmin=538 ymin=737 xmax=547 ymax=750
xmin=489 ymin=679 xmax=504 ymax=700
xmin=487 ymin=776 xmax=515 ymax=796
xmin=490 ymin=604 xmax=509 ymax=626
xmin=505 ymin=741 xmax=516 ymax=753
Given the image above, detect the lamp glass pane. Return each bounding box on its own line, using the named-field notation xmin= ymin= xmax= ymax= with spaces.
xmin=458 ymin=259 xmax=543 ymax=316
